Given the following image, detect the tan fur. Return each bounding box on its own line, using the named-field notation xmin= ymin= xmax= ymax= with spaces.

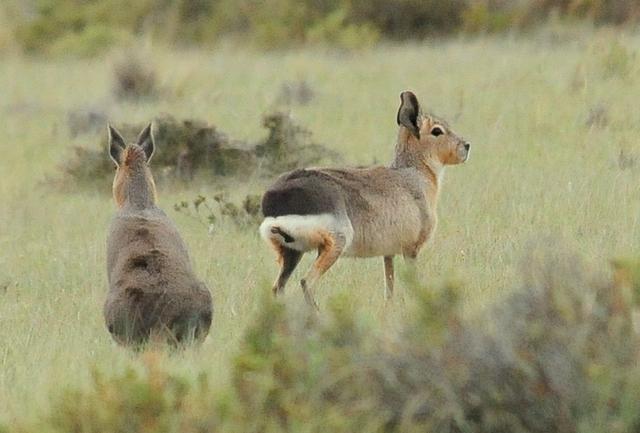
xmin=260 ymin=92 xmax=470 ymax=307
xmin=104 ymin=123 xmax=213 ymax=348
xmin=112 ymin=146 xmax=157 ymax=209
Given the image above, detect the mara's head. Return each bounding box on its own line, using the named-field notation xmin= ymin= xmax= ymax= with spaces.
xmin=109 ymin=122 xmax=157 ymax=209
xmin=396 ymin=91 xmax=470 ymax=167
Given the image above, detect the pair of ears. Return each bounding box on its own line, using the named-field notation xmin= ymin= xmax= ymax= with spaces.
xmin=109 ymin=92 xmax=422 ymax=165
xmin=108 ymin=122 xmax=155 ymax=165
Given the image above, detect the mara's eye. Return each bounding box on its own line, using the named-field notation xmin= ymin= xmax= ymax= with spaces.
xmin=430 ymin=126 xmax=444 ymax=137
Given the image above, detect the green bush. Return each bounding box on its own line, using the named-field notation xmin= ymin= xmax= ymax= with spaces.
xmin=306 ymin=9 xmax=380 ymax=49
xmin=41 ymin=353 xmax=222 ymax=433
xmin=228 ymin=246 xmax=640 ymax=431
xmin=7 ymin=0 xmax=640 ymax=56
xmin=231 ymin=294 xmax=389 ymax=431
xmin=50 ymin=25 xmax=131 ymax=58
xmin=601 ymin=39 xmax=637 ymax=79
xmin=462 ymin=2 xmax=513 ymax=34
xmin=13 ymin=0 xmax=153 ymax=56
xmin=14 ymin=248 xmax=640 ymax=431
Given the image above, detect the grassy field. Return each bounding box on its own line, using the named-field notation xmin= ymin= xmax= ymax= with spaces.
xmin=1 ymin=25 xmax=640 ymax=429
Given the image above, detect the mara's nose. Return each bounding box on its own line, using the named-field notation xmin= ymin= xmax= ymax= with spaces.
xmin=464 ymin=142 xmax=471 ymax=151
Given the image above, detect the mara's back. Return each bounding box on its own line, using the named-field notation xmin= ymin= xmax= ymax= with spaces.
xmin=262 ymin=166 xmax=431 ymax=257
xmin=106 ymin=206 xmax=194 ymax=287
xmin=326 ymin=166 xmax=432 ymax=257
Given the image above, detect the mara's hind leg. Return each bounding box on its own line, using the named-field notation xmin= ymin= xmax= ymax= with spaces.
xmin=272 ymin=243 xmax=304 ymax=295
xmin=383 ymin=256 xmax=394 ymax=300
xmin=300 ymin=232 xmax=346 ymax=309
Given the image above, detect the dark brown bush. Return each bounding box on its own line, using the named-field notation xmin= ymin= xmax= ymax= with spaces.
xmin=59 ymin=112 xmax=342 ymax=188
xmin=112 ymin=50 xmax=158 ymax=101
xmin=523 ymin=0 xmax=640 ymax=25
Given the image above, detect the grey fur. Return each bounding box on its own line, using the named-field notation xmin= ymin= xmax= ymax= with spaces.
xmin=105 ymin=124 xmax=213 ymax=348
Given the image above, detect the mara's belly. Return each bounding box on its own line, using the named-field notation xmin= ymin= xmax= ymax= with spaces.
xmin=342 ymin=221 xmax=428 ymax=258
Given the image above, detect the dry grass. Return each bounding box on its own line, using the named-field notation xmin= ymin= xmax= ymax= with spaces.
xmin=1 ymin=25 xmax=640 ymax=428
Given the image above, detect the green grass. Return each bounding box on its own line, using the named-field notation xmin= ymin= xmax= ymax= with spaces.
xmin=2 ymin=26 xmax=640 ymax=429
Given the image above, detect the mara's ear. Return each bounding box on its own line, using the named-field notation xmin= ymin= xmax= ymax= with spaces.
xmin=137 ymin=122 xmax=155 ymax=162
xmin=396 ymin=91 xmax=421 ymax=139
xmin=108 ymin=124 xmax=127 ymax=165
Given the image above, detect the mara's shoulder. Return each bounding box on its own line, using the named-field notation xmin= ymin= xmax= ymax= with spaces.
xmin=110 ymin=207 xmax=177 ymax=229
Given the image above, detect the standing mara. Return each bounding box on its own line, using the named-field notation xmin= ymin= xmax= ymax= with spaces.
xmin=104 ymin=123 xmax=213 ymax=348
xmin=260 ymin=91 xmax=470 ymax=307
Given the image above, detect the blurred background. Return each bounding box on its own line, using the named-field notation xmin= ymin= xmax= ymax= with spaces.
xmin=2 ymin=0 xmax=640 ymax=55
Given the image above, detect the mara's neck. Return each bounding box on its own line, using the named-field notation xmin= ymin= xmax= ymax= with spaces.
xmin=116 ymin=171 xmax=157 ymax=211
xmin=390 ymin=132 xmax=444 ymax=209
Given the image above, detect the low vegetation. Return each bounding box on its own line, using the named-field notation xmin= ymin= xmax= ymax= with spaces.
xmin=173 ymin=193 xmax=263 ymax=231
xmin=12 ymin=249 xmax=640 ymax=432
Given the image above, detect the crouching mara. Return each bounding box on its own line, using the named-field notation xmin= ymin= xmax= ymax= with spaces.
xmin=104 ymin=122 xmax=213 ymax=348
xmin=260 ymin=91 xmax=470 ymax=308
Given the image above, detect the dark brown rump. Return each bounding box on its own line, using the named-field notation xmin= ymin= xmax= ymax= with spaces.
xmin=104 ymin=280 xmax=213 ymax=346
xmin=262 ymin=169 xmax=342 ymax=217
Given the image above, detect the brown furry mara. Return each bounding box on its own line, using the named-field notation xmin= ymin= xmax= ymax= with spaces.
xmin=104 ymin=123 xmax=213 ymax=348
xmin=260 ymin=91 xmax=470 ymax=308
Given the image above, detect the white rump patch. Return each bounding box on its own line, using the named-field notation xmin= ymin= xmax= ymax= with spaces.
xmin=259 ymin=214 xmax=350 ymax=252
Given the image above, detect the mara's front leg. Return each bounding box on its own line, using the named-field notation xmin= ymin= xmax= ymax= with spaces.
xmin=383 ymin=255 xmax=394 ymax=300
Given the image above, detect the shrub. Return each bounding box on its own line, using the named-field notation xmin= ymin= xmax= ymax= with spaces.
xmin=239 ymin=0 xmax=313 ymax=49
xmin=12 ymin=0 xmax=154 ymax=56
xmin=50 ymin=25 xmax=131 ymax=58
xmin=348 ymin=0 xmax=469 ymax=39
xmin=41 ymin=352 xmax=222 ymax=433
xmin=522 ymin=0 xmax=640 ymax=25
xmin=112 ymin=49 xmax=158 ymax=101
xmin=58 ymin=112 xmax=342 ymax=189
xmin=231 ymin=246 xmax=640 ymax=431
xmin=600 ymin=39 xmax=637 ymax=79
xmin=231 ymin=294 xmax=389 ymax=431
xmin=462 ymin=2 xmax=514 ymax=34
xmin=59 ymin=114 xmax=243 ymax=188
xmin=254 ymin=111 xmax=342 ymax=174
xmin=306 ymin=9 xmax=380 ymax=49
xmin=174 ymin=193 xmax=263 ymax=231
